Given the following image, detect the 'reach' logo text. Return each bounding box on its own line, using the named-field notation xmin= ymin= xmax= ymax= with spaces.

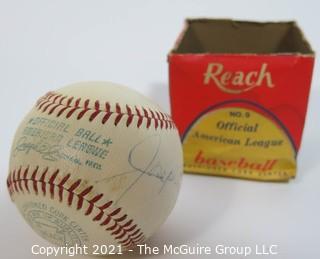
xmin=203 ymin=63 xmax=274 ymax=94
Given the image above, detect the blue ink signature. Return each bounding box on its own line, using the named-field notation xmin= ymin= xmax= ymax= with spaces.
xmin=14 ymin=136 xmax=82 ymax=166
xmin=13 ymin=136 xmax=64 ymax=161
xmin=96 ymin=134 xmax=179 ymax=203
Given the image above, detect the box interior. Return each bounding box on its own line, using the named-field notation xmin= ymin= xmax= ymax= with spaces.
xmin=173 ymin=19 xmax=314 ymax=55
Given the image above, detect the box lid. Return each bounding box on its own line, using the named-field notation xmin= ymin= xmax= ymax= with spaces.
xmin=171 ymin=19 xmax=314 ymax=56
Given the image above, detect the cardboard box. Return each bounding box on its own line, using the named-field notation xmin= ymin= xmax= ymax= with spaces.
xmin=168 ymin=19 xmax=315 ymax=181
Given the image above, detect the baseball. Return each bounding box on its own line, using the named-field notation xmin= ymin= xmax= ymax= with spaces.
xmin=7 ymin=81 xmax=183 ymax=253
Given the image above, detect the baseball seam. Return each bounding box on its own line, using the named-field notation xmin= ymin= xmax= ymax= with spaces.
xmin=36 ymin=92 xmax=176 ymax=130
xmin=7 ymin=166 xmax=145 ymax=249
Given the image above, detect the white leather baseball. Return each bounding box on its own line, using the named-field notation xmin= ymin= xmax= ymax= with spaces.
xmin=7 ymin=81 xmax=183 ymax=252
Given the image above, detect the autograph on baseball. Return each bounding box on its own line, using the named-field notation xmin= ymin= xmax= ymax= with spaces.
xmin=97 ymin=134 xmax=179 ymax=203
xmin=13 ymin=136 xmax=62 ymax=161
xmin=8 ymin=81 xmax=183 ymax=251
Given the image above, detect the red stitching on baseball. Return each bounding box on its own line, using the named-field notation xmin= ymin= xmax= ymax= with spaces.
xmin=7 ymin=166 xmax=145 ymax=248
xmin=36 ymin=92 xmax=175 ymax=130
